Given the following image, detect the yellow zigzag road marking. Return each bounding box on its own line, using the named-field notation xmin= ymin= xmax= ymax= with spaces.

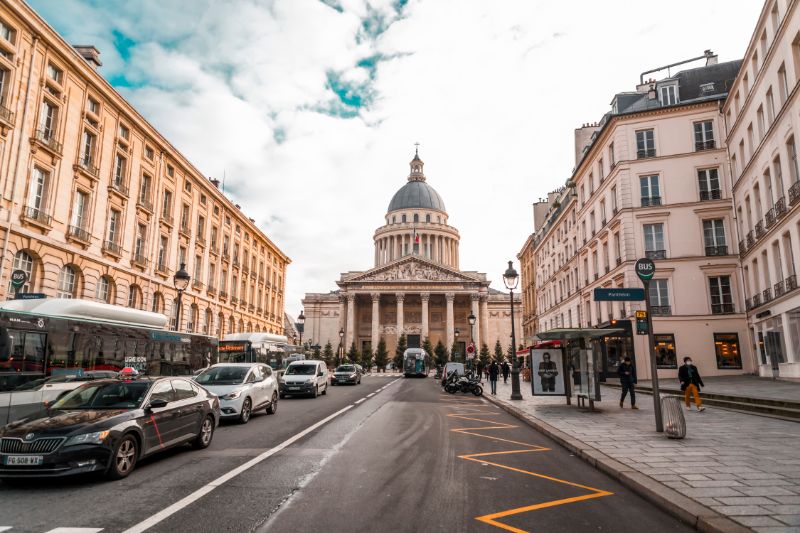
xmin=446 ymin=404 xmax=613 ymax=533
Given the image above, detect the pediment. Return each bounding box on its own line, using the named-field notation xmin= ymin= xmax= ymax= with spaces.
xmin=342 ymin=256 xmax=483 ymax=284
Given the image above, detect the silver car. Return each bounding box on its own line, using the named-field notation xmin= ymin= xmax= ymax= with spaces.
xmin=194 ymin=363 xmax=278 ymax=423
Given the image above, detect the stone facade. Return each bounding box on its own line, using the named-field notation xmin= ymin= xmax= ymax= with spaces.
xmin=0 ymin=0 xmax=289 ymax=336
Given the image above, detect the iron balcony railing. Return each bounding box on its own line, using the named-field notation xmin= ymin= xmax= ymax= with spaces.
xmin=192 ymin=279 xmax=203 ymax=290
xmin=738 ymin=240 xmax=747 ymax=257
xmin=77 ymin=158 xmax=99 ymax=178
xmin=0 ymin=102 xmax=14 ymax=125
xmin=752 ymin=293 xmax=762 ymax=307
xmin=67 ymin=225 xmax=90 ymax=242
xmin=763 ymin=287 xmax=773 ymax=303
xmin=156 ymin=263 xmax=169 ymax=275
xmin=699 ymin=189 xmax=722 ymax=201
xmin=616 ymin=257 xmax=622 ymax=265
xmin=207 ymin=284 xmax=216 ymax=294
xmin=765 ymin=208 xmax=776 ymax=228
xmin=219 ymin=290 xmax=228 ymax=299
xmin=651 ymin=305 xmax=671 ymax=316
xmin=637 ymin=148 xmax=656 ymax=159
xmin=33 ymin=129 xmax=62 ymax=154
xmin=776 ymin=196 xmax=788 ymax=218
xmin=645 ymin=249 xmax=667 ymax=260
xmin=711 ymin=302 xmax=735 ymax=315
xmin=755 ymin=220 xmax=766 ymax=238
xmin=161 ymin=213 xmax=174 ymax=226
xmin=745 ymin=297 xmax=752 ymax=311
xmin=787 ymin=274 xmax=798 ymax=292
xmin=775 ymin=280 xmax=786 ymax=298
xmin=695 ymin=139 xmax=716 ymax=151
xmin=137 ymin=197 xmax=153 ymax=212
xmin=790 ymin=181 xmax=800 ymax=206
xmin=705 ymin=245 xmax=728 ymax=256
xmin=641 ymin=196 xmax=662 ymax=207
xmin=110 ymin=180 xmax=129 ymax=197
xmin=133 ymin=253 xmax=148 ymax=268
xmin=746 ymin=230 xmax=755 ymax=248
xmin=22 ymin=206 xmax=52 ymax=226
xmin=103 ymin=240 xmax=122 ymax=256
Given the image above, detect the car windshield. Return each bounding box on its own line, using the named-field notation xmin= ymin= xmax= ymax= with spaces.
xmin=286 ymin=364 xmax=316 ymax=375
xmin=336 ymin=365 xmax=355 ymax=372
xmin=195 ymin=366 xmax=249 ymax=385
xmin=51 ymin=381 xmax=151 ymax=410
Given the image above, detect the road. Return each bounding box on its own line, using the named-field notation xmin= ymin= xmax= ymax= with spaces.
xmin=0 ymin=375 xmax=692 ymax=533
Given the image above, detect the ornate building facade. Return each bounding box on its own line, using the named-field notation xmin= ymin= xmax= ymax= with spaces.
xmin=302 ymin=152 xmax=521 ymax=357
xmin=0 ymin=0 xmax=289 ymax=336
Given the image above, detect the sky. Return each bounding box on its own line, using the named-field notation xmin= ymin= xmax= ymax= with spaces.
xmin=28 ymin=0 xmax=763 ymax=319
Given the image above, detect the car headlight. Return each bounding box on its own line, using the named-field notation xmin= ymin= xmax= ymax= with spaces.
xmin=64 ymin=430 xmax=110 ymax=447
xmin=349 ymin=374 xmax=357 ymax=379
xmin=220 ymin=390 xmax=242 ymax=400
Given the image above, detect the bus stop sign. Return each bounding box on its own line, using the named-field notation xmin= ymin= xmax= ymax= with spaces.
xmin=635 ymin=258 xmax=656 ymax=281
xmin=10 ymin=269 xmax=27 ymax=288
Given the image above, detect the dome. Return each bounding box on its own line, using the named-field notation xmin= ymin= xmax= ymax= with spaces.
xmin=387 ymin=180 xmax=446 ymax=213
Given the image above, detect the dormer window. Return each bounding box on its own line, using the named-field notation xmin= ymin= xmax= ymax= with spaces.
xmin=700 ymin=82 xmax=715 ymax=95
xmin=659 ymin=84 xmax=678 ymax=106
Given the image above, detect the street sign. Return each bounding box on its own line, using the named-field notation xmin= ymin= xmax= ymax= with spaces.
xmin=10 ymin=269 xmax=27 ymax=288
xmin=14 ymin=292 xmax=46 ymax=300
xmin=466 ymin=343 xmax=475 ymax=354
xmin=593 ymin=288 xmax=645 ymax=301
xmin=635 ymin=310 xmax=649 ymax=335
xmin=635 ymin=258 xmax=656 ymax=281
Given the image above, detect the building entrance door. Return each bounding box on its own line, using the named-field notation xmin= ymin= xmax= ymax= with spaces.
xmin=407 ymin=335 xmax=420 ymax=349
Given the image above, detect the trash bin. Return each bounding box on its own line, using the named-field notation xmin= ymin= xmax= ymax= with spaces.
xmin=661 ymin=395 xmax=686 ymax=439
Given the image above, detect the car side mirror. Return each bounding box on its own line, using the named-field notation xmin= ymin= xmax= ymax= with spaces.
xmin=146 ymin=398 xmax=169 ymax=410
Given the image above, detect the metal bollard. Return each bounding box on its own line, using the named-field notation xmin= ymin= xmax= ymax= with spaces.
xmin=661 ymin=395 xmax=686 ymax=439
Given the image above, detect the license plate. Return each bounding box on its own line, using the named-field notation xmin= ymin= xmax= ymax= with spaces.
xmin=4 ymin=455 xmax=43 ymax=466
xmin=288 ymin=386 xmax=300 ymax=390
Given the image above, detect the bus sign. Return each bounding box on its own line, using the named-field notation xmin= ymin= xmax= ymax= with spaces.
xmin=219 ymin=343 xmax=248 ymax=352
xmin=10 ymin=269 xmax=27 ymax=288
xmin=635 ymin=258 xmax=656 ymax=281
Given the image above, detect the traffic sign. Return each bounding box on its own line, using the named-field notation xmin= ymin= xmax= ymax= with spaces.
xmin=10 ymin=269 xmax=27 ymax=288
xmin=635 ymin=258 xmax=656 ymax=281
xmin=466 ymin=343 xmax=475 ymax=354
xmin=593 ymin=288 xmax=645 ymax=301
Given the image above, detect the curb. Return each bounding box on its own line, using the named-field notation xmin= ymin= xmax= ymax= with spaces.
xmin=483 ymin=394 xmax=752 ymax=533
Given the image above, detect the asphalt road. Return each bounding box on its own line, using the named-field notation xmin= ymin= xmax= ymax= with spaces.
xmin=0 ymin=375 xmax=693 ymax=533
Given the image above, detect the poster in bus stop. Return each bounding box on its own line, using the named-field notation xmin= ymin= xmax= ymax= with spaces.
xmin=531 ymin=349 xmax=565 ymax=396
xmin=575 ymin=348 xmax=601 ymax=401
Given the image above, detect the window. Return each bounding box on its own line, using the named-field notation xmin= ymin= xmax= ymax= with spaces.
xmin=659 ymin=84 xmax=677 ymax=105
xmin=413 ymin=213 xmax=419 ymax=223
xmin=150 ymin=381 xmax=174 ymax=403
xmin=70 ymin=190 xmax=88 ymax=230
xmin=134 ymin=224 xmax=147 ymax=258
xmin=778 ymin=63 xmax=789 ymax=105
xmin=38 ymin=99 xmax=58 ymax=139
xmin=173 ymin=379 xmax=197 ymax=400
xmin=27 ymin=167 xmax=49 ymax=211
xmin=158 ymin=236 xmax=168 ymax=270
xmin=698 ymin=168 xmax=721 ymax=201
xmin=46 ymin=63 xmax=63 ymax=84
xmin=714 ymin=333 xmax=742 ymax=369
xmin=773 ymin=156 xmax=785 ymax=198
xmin=757 ymin=105 xmax=765 ymax=141
xmin=709 ymin=276 xmax=734 ymax=314
xmin=57 ymin=266 xmax=76 ymax=299
xmin=166 ymin=164 xmax=175 ymax=178
xmin=194 ymin=254 xmax=202 ymax=281
xmin=211 ymin=226 xmax=218 ymax=248
xmin=703 ymin=219 xmax=727 ymax=256
xmin=9 ymin=251 xmax=33 ymax=294
xmin=654 ymin=334 xmax=677 ymax=369
xmin=766 ymin=87 xmax=775 ymax=126
xmin=80 ymin=130 xmax=96 ymax=167
xmin=0 ymin=67 xmax=9 ymax=104
xmin=87 ymin=97 xmax=99 ymax=115
xmin=636 ymin=129 xmax=655 ymax=158
xmin=114 ymin=154 xmax=127 ymax=186
xmin=118 ymin=123 xmax=130 ymax=141
xmin=694 ymin=120 xmax=714 ymax=150
xmin=608 ymin=142 xmax=615 ymax=168
xmin=96 ymin=276 xmax=112 ymax=303
xmin=181 ymin=204 xmax=190 ymax=231
xmin=139 ymin=173 xmax=152 ymax=205
xmin=643 ymin=223 xmax=665 ymax=258
xmin=128 ymin=285 xmax=141 ymax=309
xmin=184 ymin=179 xmax=192 ymax=193
xmin=197 ymin=216 xmax=205 ymax=239
xmin=107 ymin=209 xmax=120 ymax=244
xmin=598 ymin=158 xmax=604 ymax=181
xmin=144 ymin=145 xmax=154 ymax=160
xmin=788 ymin=137 xmax=799 ymax=183
xmin=200 ymin=194 xmax=206 ymax=205
xmin=640 ymin=175 xmax=660 ymax=206
xmin=162 ymin=190 xmax=173 ymax=218
xmin=648 ymin=279 xmax=670 ymax=312
xmin=0 ymin=19 xmax=15 ymax=44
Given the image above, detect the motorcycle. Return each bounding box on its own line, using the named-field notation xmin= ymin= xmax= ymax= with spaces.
xmin=444 ymin=370 xmax=483 ymax=396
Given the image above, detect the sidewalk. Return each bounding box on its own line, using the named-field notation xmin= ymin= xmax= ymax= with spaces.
xmin=486 ymin=379 xmax=800 ymax=532
xmin=631 ymin=375 xmax=800 ymax=403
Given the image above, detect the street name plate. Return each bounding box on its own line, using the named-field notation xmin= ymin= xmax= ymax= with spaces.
xmin=593 ymin=288 xmax=645 ymax=301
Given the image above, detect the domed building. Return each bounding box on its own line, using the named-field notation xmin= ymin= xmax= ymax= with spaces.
xmin=302 ymin=150 xmax=522 ymax=360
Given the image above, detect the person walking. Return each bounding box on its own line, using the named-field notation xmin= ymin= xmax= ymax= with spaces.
xmin=617 ymin=356 xmax=638 ymax=409
xmin=488 ymin=359 xmax=499 ymax=395
xmin=501 ymin=360 xmax=510 ymax=384
xmin=678 ymin=356 xmax=705 ymax=411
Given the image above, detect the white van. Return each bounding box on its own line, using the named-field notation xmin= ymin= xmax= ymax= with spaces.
xmin=280 ymin=360 xmax=328 ymax=398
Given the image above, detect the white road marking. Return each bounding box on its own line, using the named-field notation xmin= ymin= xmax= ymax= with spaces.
xmin=366 ymin=393 xmax=375 ymax=397
xmin=354 ymin=398 xmax=366 ymax=404
xmin=122 ymin=404 xmax=354 ymax=533
xmin=45 ymin=529 xmax=104 ymax=533
xmin=0 ymin=528 xmax=12 ymax=532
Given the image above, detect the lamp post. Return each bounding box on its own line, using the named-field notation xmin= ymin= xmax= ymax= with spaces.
xmin=173 ymin=263 xmax=190 ymax=332
xmin=468 ymin=312 xmax=476 ymax=370
xmin=339 ymin=328 xmax=344 ymax=365
xmin=503 ymin=260 xmax=522 ymax=400
xmin=454 ymin=329 xmax=460 ymax=362
xmin=297 ymin=310 xmax=305 ymax=350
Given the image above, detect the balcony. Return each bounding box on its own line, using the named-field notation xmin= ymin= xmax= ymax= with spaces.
xmin=179 ymin=225 xmax=191 ymax=239
xmin=155 ymin=263 xmax=169 ymax=276
xmin=207 ymin=284 xmax=216 ymax=295
xmin=695 ymin=139 xmax=716 ymax=151
xmin=584 ymin=278 xmax=589 ymax=286
xmin=776 ymin=196 xmax=788 ymax=218
xmin=248 ymin=304 xmax=255 ymax=312
xmin=763 ymin=287 xmax=773 ymax=303
xmin=67 ymin=224 xmax=91 ymax=244
xmin=612 ymin=206 xmax=618 ymax=215
xmin=746 ymin=230 xmax=755 ymax=248
xmin=641 ymin=196 xmax=662 ymax=207
xmin=699 ymin=189 xmax=722 ymax=201
xmin=21 ymin=206 xmax=52 ymax=228
xmin=109 ymin=180 xmax=129 ymax=198
xmin=787 ymin=274 xmax=798 ymax=292
xmin=133 ymin=253 xmax=148 ymax=268
xmin=161 ymin=213 xmax=174 ymax=227
xmin=755 ymin=220 xmax=766 ymax=238
xmin=250 ymin=271 xmax=257 ymax=280
xmin=137 ymin=197 xmax=153 ymax=213
xmin=209 ymin=246 xmax=219 ymax=256
xmin=651 ymin=305 xmax=672 ymax=316
xmin=637 ymin=148 xmax=656 ymax=159
xmin=604 ymin=265 xmax=610 ymax=274
xmin=752 ymin=294 xmax=762 ymax=307
xmin=102 ymin=239 xmax=122 ymax=257
xmin=601 ymin=218 xmax=607 ymax=226
xmin=775 ymin=280 xmax=786 ymax=298
xmin=196 ymin=235 xmax=206 ymax=247
xmin=232 ymin=257 xmax=240 ymax=267
xmin=192 ymin=279 xmax=203 ymax=291
xmin=711 ymin=302 xmax=735 ymax=315
xmin=257 ymin=307 xmax=263 ymax=315
xmin=645 ymin=249 xmax=667 ymax=260
xmin=594 ymin=273 xmax=599 ymax=280
xmin=791 ymin=181 xmax=800 ymax=206
xmin=75 ymin=158 xmax=99 ymax=179
xmin=231 ymin=297 xmax=238 ymax=306
xmin=219 ymin=290 xmax=228 ymax=300
xmin=0 ymin=101 xmax=14 ymax=128
xmin=705 ymin=245 xmax=728 ymax=256
xmin=745 ymin=297 xmax=752 ymax=311
xmin=31 ymin=129 xmax=63 ymax=156
xmin=765 ymin=207 xmax=776 ymax=229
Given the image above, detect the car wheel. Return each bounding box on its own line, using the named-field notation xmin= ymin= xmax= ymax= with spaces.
xmin=239 ymin=398 xmax=252 ymax=424
xmin=313 ymin=385 xmax=319 ymax=398
xmin=321 ymin=384 xmax=327 ymax=395
xmin=266 ymin=392 xmax=278 ymax=414
xmin=107 ymin=434 xmax=138 ymax=480
xmin=193 ymin=415 xmax=215 ymax=449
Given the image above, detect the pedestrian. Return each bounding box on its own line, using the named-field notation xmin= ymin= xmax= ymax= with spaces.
xmin=678 ymin=356 xmax=705 ymax=411
xmin=617 ymin=356 xmax=638 ymax=409
xmin=501 ymin=360 xmax=510 ymax=384
xmin=488 ymin=359 xmax=499 ymax=395
xmin=476 ymin=360 xmax=484 ymax=380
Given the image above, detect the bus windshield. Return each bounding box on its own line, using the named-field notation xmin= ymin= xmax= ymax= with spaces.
xmin=52 ymin=381 xmax=150 ymax=410
xmin=195 ymin=366 xmax=249 ymax=385
xmin=218 ymin=342 xmax=250 ymax=363
xmin=285 ymin=364 xmax=316 ymax=375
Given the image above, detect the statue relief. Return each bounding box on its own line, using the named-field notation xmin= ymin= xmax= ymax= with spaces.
xmin=357 ymin=259 xmax=469 ymax=282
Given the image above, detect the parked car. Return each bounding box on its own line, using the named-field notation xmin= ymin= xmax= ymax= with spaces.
xmin=331 ymin=364 xmax=362 ymax=386
xmin=14 ymin=371 xmax=122 ymax=405
xmin=194 ymin=363 xmax=278 ymax=423
xmin=279 ymin=360 xmax=328 ymax=398
xmin=0 ymin=376 xmax=219 ymax=480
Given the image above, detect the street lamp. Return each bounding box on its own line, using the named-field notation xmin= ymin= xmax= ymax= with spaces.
xmin=339 ymin=328 xmax=344 ymax=364
xmin=503 ymin=260 xmax=522 ymax=400
xmin=468 ymin=312 xmax=476 ymax=370
xmin=173 ymin=263 xmax=191 ymax=332
xmin=297 ymin=310 xmax=305 ymax=349
xmin=454 ymin=329 xmax=460 ymax=362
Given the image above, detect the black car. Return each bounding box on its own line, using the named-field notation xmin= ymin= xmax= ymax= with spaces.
xmin=331 ymin=364 xmax=362 ymax=385
xmin=0 ymin=376 xmax=220 ymax=480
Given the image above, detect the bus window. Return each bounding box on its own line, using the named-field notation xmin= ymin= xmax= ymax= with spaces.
xmin=19 ymin=332 xmax=46 ymax=373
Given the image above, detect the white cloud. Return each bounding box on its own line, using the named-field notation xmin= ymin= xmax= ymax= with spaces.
xmin=29 ymin=0 xmax=763 ymax=320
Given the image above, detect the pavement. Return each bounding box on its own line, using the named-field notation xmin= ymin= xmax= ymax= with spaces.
xmin=631 ymin=375 xmax=800 ymax=402
xmin=486 ymin=378 xmax=800 ymax=532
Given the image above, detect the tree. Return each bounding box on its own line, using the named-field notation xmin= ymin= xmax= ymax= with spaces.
xmin=313 ymin=344 xmax=322 ymax=360
xmin=451 ymin=341 xmax=461 ymax=363
xmin=434 ymin=340 xmax=448 ymax=367
xmin=494 ymin=339 xmax=503 ymax=361
xmin=374 ymin=338 xmax=389 ymax=371
xmin=422 ymin=337 xmax=434 ymax=359
xmin=323 ymin=342 xmax=335 ymax=368
xmin=394 ymin=334 xmax=407 ymax=370
xmin=479 ymin=343 xmax=490 ymax=368
xmin=347 ymin=342 xmax=360 ymax=364
xmin=507 ymin=343 xmax=515 ymax=361
xmin=361 ymin=348 xmax=373 ymax=370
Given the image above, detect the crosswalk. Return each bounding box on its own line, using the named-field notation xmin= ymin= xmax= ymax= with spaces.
xmin=0 ymin=528 xmax=102 ymax=532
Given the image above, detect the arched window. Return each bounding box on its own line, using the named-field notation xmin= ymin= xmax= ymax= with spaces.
xmin=204 ymin=309 xmax=212 ymax=335
xmin=437 ymin=216 xmax=442 ymax=223
xmin=401 ymin=214 xmax=407 ymax=223
xmin=413 ymin=214 xmax=419 ymax=223
xmin=152 ymin=292 xmax=164 ymax=314
xmin=57 ymin=265 xmax=76 ymax=298
xmin=238 ymin=319 xmax=244 ymax=332
xmin=392 ymin=216 xmax=396 ymax=224
xmin=9 ymin=251 xmax=34 ymax=294
xmin=128 ymin=284 xmax=142 ymax=309
xmin=426 ymin=214 xmax=431 ymax=223
xmin=218 ymin=312 xmax=225 ymax=336
xmin=228 ymin=316 xmax=235 ymax=334
xmin=96 ymin=276 xmax=113 ymax=303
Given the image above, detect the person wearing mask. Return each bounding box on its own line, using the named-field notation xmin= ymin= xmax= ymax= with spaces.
xmin=617 ymin=356 xmax=638 ymax=409
xmin=501 ymin=360 xmax=510 ymax=384
xmin=678 ymin=356 xmax=705 ymax=412
xmin=488 ymin=359 xmax=500 ymax=395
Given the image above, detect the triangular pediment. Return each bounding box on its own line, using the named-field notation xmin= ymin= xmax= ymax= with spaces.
xmin=341 ymin=256 xmax=484 ymax=284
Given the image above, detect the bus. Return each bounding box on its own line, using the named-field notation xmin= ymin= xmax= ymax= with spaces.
xmin=403 ymin=348 xmax=430 ymax=377
xmin=219 ymin=332 xmax=294 ymax=371
xmin=0 ymin=298 xmax=217 ymax=425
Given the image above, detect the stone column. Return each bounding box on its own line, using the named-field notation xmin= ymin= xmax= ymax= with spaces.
xmin=346 ymin=293 xmax=356 ymax=350
xmin=421 ymin=292 xmax=430 ymax=340
xmin=470 ymin=293 xmax=481 ymax=350
xmin=396 ymin=293 xmax=405 ymax=340
xmin=480 ymin=294 xmax=489 ymax=350
xmin=445 ymin=292 xmax=455 ymax=356
xmin=371 ymin=292 xmax=380 ymax=353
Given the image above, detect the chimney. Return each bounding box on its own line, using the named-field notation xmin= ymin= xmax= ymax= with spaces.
xmin=235 ymin=204 xmax=241 ymax=210
xmin=209 ymin=178 xmax=220 ymax=188
xmin=705 ymin=49 xmax=718 ymax=66
xmin=73 ymin=45 xmax=102 ymax=69
xmin=573 ymin=123 xmax=601 ymax=166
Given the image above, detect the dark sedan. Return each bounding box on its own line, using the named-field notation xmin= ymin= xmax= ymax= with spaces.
xmin=331 ymin=364 xmax=362 ymax=385
xmin=0 ymin=376 xmax=219 ymax=480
